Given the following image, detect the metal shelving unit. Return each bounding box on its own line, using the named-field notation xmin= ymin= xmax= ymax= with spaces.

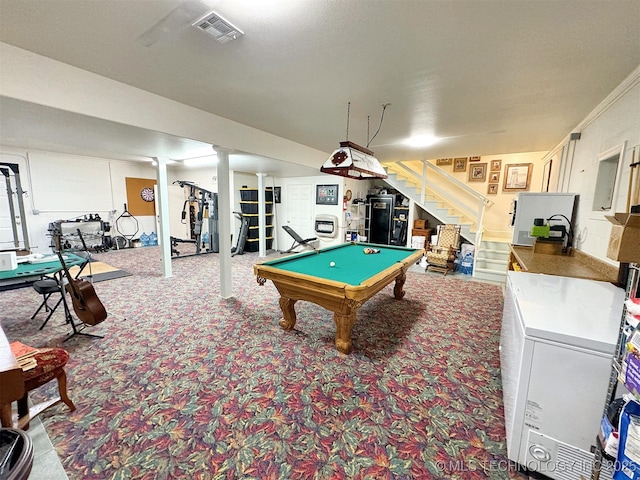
xmin=53 ymin=218 xmax=107 ymax=252
xmin=346 ymin=201 xmax=368 ymax=242
xmin=591 ymin=264 xmax=639 ymax=480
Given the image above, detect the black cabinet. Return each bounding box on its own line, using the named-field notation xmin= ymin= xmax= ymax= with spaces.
xmin=365 ymin=194 xmax=409 ymax=246
xmin=366 ymin=195 xmax=394 ymax=244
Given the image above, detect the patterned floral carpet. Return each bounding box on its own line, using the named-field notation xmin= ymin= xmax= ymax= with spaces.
xmin=0 ymin=247 xmax=526 ymax=480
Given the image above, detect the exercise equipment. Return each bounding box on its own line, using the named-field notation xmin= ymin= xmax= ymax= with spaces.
xmin=171 ymin=180 xmax=219 ymax=257
xmin=0 ymin=162 xmax=30 ymax=253
xmin=279 ymin=226 xmax=317 ymax=254
xmin=114 ymin=203 xmax=139 ymax=249
xmin=231 ymin=211 xmax=250 ymax=256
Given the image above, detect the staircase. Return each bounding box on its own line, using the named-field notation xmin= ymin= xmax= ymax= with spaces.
xmin=473 ymin=238 xmax=510 ymax=283
xmin=385 ymin=171 xmax=475 ymax=242
xmin=383 ymin=161 xmax=510 ymax=283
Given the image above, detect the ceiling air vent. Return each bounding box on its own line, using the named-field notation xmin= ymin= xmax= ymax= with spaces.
xmin=192 ymin=11 xmax=243 ymax=44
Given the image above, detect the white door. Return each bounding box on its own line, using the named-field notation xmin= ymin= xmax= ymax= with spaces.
xmin=286 ymin=184 xmax=314 ymax=238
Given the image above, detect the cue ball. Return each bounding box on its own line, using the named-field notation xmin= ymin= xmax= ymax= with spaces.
xmin=330 ymin=261 xmax=335 ymax=267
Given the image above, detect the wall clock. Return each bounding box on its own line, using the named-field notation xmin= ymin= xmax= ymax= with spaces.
xmin=140 ymin=187 xmax=155 ymax=202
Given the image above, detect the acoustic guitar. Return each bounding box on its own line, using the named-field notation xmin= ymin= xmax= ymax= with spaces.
xmin=53 ymin=231 xmax=107 ymax=326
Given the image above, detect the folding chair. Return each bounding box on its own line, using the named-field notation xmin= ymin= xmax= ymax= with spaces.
xmin=280 ymin=226 xmax=317 ymax=254
xmin=30 ymin=251 xmax=90 ymax=330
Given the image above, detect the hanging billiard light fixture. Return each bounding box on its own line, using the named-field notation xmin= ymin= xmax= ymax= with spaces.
xmin=321 ymin=103 xmax=389 ymax=180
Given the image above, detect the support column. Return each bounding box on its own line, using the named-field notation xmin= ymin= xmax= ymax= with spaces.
xmin=154 ymin=157 xmax=172 ymax=278
xmin=215 ymin=147 xmax=233 ymax=299
xmin=256 ymin=173 xmax=267 ymax=257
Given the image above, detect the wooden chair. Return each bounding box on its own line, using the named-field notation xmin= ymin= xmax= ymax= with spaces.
xmin=17 ymin=348 xmax=76 ymax=430
xmin=425 ymin=224 xmax=461 ymax=275
xmin=1 ymin=345 xmax=76 ymax=431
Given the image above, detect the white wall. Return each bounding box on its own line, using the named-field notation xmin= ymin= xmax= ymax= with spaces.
xmin=274 ymin=175 xmax=373 ymax=251
xmin=0 ymin=147 xmax=159 ymax=252
xmin=426 ymin=151 xmax=549 ymax=238
xmin=554 ymin=68 xmax=640 ymax=264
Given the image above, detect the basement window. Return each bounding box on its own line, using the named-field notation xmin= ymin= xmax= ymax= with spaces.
xmin=592 ymin=142 xmax=626 ymax=212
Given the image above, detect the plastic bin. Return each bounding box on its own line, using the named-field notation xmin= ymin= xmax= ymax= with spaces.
xmin=239 ymin=189 xmax=274 ymax=202
xmin=239 ymin=201 xmax=273 ymax=214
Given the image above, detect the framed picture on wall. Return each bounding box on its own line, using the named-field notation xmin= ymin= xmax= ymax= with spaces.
xmin=490 ymin=159 xmax=502 ymax=171
xmin=469 ymin=163 xmax=487 ymax=182
xmin=316 ymin=184 xmax=339 ymax=205
xmin=469 ymin=156 xmax=481 ymax=162
xmin=436 ymin=158 xmax=453 ymax=166
xmin=487 ymin=183 xmax=499 ymax=195
xmin=453 ymin=157 xmax=467 ymax=172
xmin=503 ymin=163 xmax=533 ymax=191
xmin=489 ymin=172 xmax=500 ymax=183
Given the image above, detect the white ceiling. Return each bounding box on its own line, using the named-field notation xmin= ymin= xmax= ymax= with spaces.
xmin=0 ymin=0 xmax=639 ymax=174
xmin=0 ymin=97 xmax=321 ymax=177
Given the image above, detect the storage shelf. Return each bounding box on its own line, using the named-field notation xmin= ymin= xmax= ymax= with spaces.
xmin=591 ymin=264 xmax=639 ymax=480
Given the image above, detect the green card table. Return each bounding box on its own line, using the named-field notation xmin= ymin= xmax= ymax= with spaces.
xmin=254 ymin=242 xmax=423 ymax=354
xmin=0 ymin=254 xmax=85 ymax=290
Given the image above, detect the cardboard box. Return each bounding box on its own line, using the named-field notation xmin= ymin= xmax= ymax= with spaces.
xmin=605 ymin=213 xmax=640 ymax=263
xmin=411 ymin=228 xmax=431 ymax=239
xmin=414 ymin=219 xmax=427 ymax=229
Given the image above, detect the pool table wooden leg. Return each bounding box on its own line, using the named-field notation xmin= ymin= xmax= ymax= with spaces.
xmin=334 ymin=311 xmax=356 ymax=354
xmin=278 ymin=297 xmax=298 ymax=331
xmin=393 ymin=270 xmax=407 ymax=299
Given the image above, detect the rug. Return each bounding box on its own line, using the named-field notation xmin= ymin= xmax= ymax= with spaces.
xmin=0 ymin=247 xmax=525 ymax=480
xmin=68 ymin=261 xmax=131 ymax=283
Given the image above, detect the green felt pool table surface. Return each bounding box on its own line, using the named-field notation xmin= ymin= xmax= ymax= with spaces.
xmin=260 ymin=242 xmax=420 ymax=285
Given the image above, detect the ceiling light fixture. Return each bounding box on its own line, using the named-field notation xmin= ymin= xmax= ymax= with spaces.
xmin=321 ymin=103 xmax=389 ymax=180
xmin=192 ymin=11 xmax=244 ymax=44
xmin=404 ymin=134 xmax=439 ymax=148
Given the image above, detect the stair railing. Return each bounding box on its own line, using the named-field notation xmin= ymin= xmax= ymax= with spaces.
xmin=387 ymin=161 xmax=492 ymax=238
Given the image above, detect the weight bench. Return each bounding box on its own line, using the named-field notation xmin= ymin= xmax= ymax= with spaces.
xmin=280 ymin=226 xmax=317 ymax=254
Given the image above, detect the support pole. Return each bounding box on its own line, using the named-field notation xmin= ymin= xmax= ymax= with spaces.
xmin=215 ymin=147 xmax=233 ymax=299
xmin=154 ymin=157 xmax=172 ymax=278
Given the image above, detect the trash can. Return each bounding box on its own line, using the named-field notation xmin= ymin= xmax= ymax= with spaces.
xmin=0 ymin=428 xmax=33 ymax=480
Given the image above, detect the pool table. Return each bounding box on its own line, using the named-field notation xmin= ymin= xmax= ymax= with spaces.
xmin=254 ymin=242 xmax=423 ymax=354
